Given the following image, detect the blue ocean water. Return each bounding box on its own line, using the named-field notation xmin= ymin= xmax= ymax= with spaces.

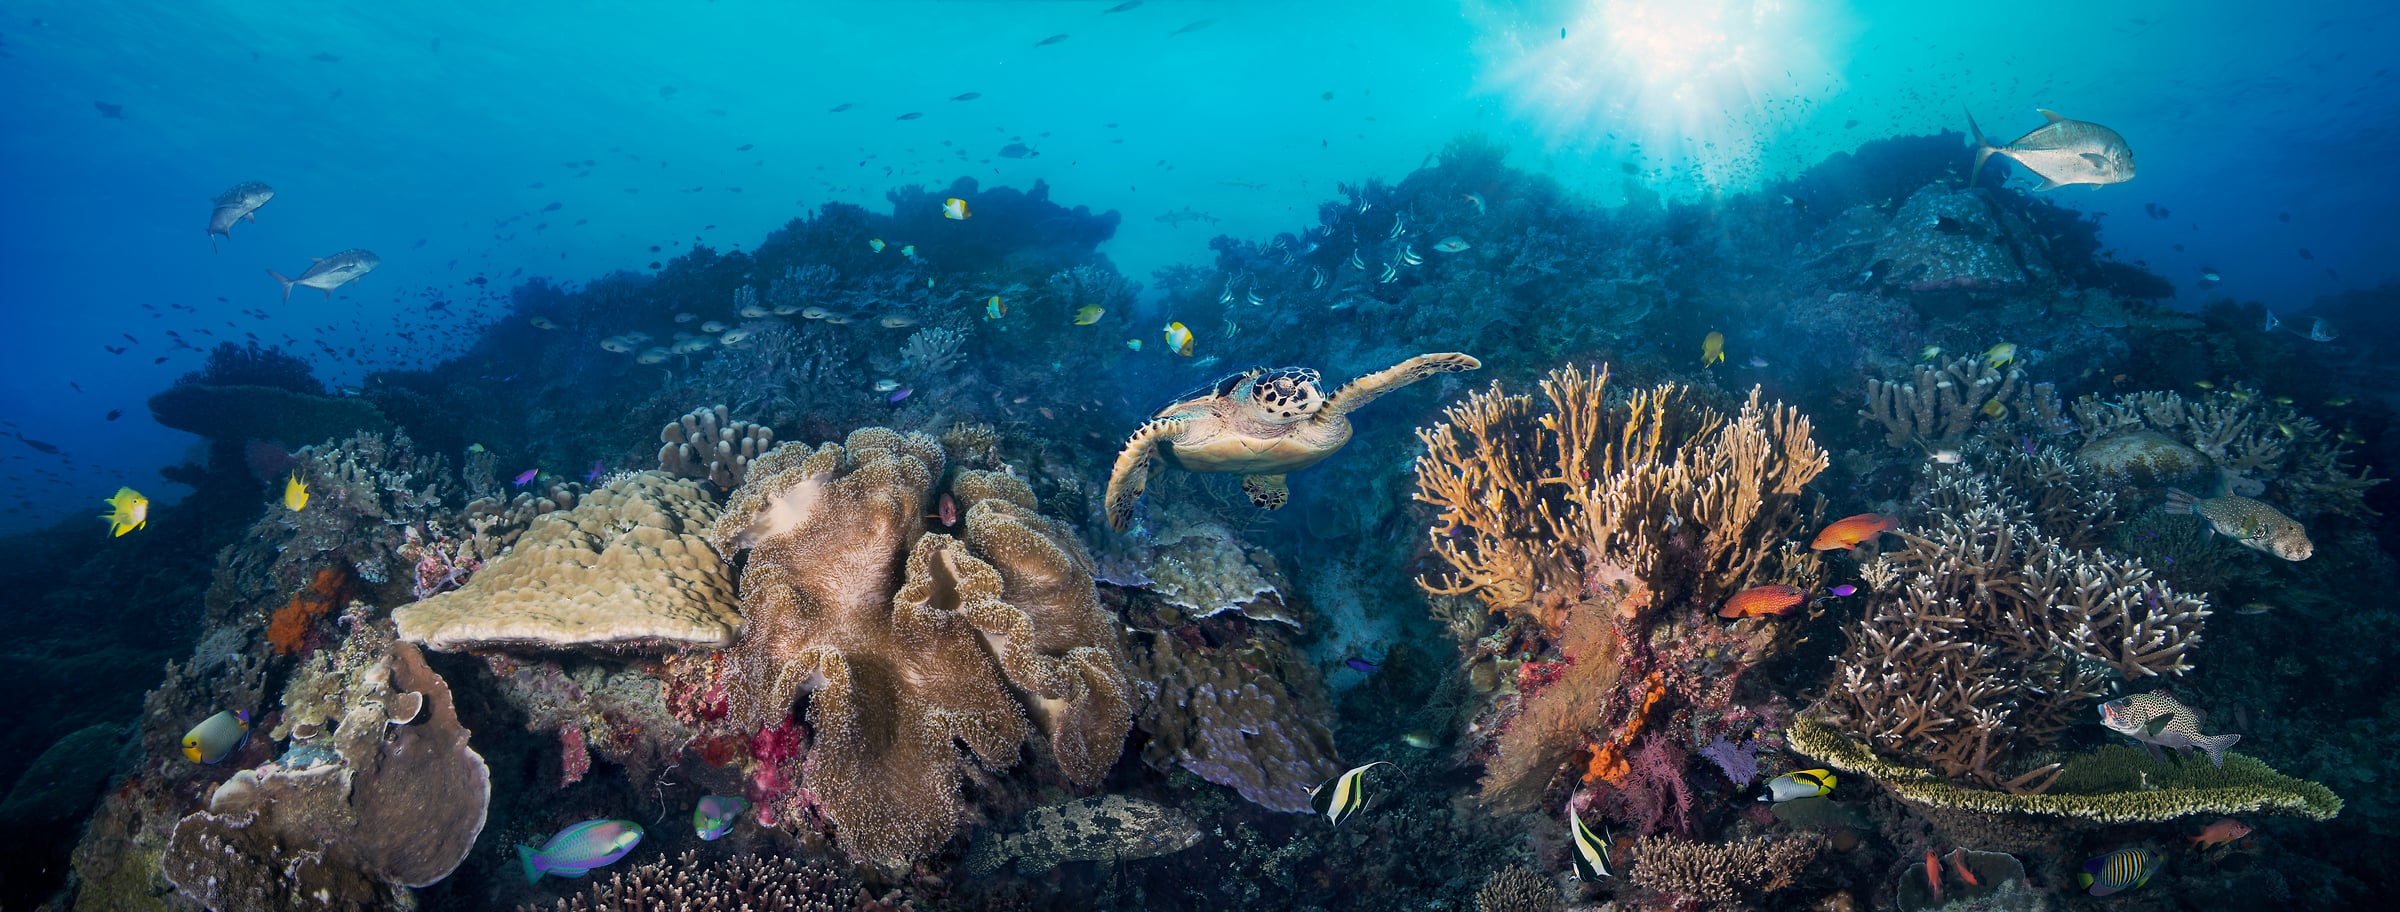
xmin=2 ymin=1 xmax=2396 ymax=910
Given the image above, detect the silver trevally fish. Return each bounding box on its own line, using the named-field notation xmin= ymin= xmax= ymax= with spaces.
xmin=267 ymin=249 xmax=380 ymax=302
xmin=1966 ymin=108 xmax=2135 ymax=191
xmin=207 ymin=181 xmax=275 ymax=250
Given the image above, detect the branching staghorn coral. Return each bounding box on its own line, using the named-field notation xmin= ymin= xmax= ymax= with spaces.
xmin=695 ymin=428 xmax=1131 ymax=867
xmin=1859 ymin=355 xmax=2023 ymax=447
xmin=897 ymin=325 xmax=966 ymax=378
xmin=2071 ymin=386 xmax=2381 ymax=519
xmin=1816 ymin=463 xmax=2207 ymax=791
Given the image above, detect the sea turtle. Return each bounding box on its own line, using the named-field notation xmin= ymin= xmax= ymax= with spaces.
xmin=1104 ymin=352 xmax=1480 ymax=531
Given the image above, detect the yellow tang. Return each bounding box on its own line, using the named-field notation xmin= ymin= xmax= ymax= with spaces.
xmin=101 ymin=486 xmax=148 ymax=537
xmin=283 ymin=472 xmax=310 ymax=511
xmin=986 ymin=295 xmax=1007 ymax=319
xmin=1164 ymin=321 xmax=1195 ymax=356
xmin=1700 ymin=331 xmax=1725 ymax=367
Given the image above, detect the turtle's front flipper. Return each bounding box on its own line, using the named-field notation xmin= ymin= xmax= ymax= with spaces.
xmin=1320 ymin=352 xmax=1481 ymax=421
xmin=1104 ymin=417 xmax=1190 ymax=532
xmin=1242 ymin=474 xmax=1289 ymax=510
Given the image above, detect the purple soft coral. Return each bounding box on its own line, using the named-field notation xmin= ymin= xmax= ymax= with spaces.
xmin=1699 ymin=734 xmax=1761 ymax=787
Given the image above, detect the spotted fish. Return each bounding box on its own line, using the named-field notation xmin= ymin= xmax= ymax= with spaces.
xmin=2099 ymin=691 xmax=2240 ymax=767
xmin=2165 ymin=489 xmax=2311 ymax=561
xmin=962 ymin=795 xmax=1202 ymax=877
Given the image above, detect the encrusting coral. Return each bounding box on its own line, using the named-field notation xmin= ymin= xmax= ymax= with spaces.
xmin=695 ymin=427 xmax=1132 ymax=866
xmin=658 ymin=404 xmax=777 ymax=489
xmin=393 ymin=471 xmax=741 ymax=652
xmin=1814 ymin=462 xmax=2207 ymax=792
xmin=1130 ymin=626 xmax=1340 ymax=813
xmin=161 ymin=641 xmax=488 ymax=910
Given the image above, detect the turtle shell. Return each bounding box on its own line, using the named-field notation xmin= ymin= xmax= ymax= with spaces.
xmin=1153 ymin=367 xmax=1349 ymax=474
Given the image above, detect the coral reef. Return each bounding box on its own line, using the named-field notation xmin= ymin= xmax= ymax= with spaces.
xmin=526 ymin=850 xmax=857 ymax=912
xmin=1624 ymin=831 xmax=1828 ymax=910
xmin=1867 ymin=185 xmax=2056 ymax=297
xmin=695 ymin=428 xmax=1131 ymax=866
xmin=394 ymin=471 xmax=740 ymax=651
xmin=148 ymin=383 xmax=393 ymax=447
xmin=1788 ymin=717 xmax=2339 ymax=851
xmin=1473 ymin=865 xmax=1558 ymax=912
xmin=1412 ymin=363 xmax=1825 ymax=815
xmin=963 ymin=794 xmax=1203 ymax=877
xmin=1815 ymin=463 xmax=2206 ymax=790
xmin=1092 ymin=501 xmax=1294 ymax=627
xmin=279 ymin=430 xmax=459 ymax=586
xmin=161 ymin=641 xmax=488 ymax=910
xmin=658 ymin=404 xmax=777 ymax=489
xmin=1131 ymin=626 xmax=1340 ymax=813
xmin=2071 ymin=387 xmax=2382 ymax=518
xmin=1858 ymin=355 xmax=2026 ymax=448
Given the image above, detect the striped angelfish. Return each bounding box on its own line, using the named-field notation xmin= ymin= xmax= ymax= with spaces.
xmin=2078 ymin=847 xmax=2159 ymax=897
xmin=1307 ymin=761 xmax=1393 ymax=827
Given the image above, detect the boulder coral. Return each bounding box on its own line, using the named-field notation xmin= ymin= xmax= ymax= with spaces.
xmin=701 ymin=427 xmax=1133 ymax=866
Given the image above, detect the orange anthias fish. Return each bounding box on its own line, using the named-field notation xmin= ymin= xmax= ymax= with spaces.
xmin=1812 ymin=513 xmax=1898 ymax=551
xmin=2190 ymin=818 xmax=2252 ymax=849
xmin=1925 ymin=850 xmax=1943 ymax=903
xmin=1718 ymin=584 xmax=1806 ymax=618
xmin=1948 ymin=849 xmax=1980 ymax=887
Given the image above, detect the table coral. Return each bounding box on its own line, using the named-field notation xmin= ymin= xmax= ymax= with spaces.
xmin=393 ymin=471 xmax=740 ymax=652
xmin=701 ymin=427 xmax=1132 ymax=867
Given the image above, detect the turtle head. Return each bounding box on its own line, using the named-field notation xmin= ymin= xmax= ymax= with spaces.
xmin=1247 ymin=367 xmax=1325 ymax=424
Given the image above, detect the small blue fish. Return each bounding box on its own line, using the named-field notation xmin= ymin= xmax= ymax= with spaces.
xmin=1826 ymin=585 xmax=1857 ymax=597
xmin=512 ymin=468 xmax=539 ymax=487
xmin=517 ymin=819 xmax=643 ymax=883
xmin=582 ymin=459 xmax=605 ymax=484
xmin=888 ymin=387 xmax=913 ymax=404
xmin=1344 ymin=656 xmax=1380 ymax=673
xmin=693 ymin=795 xmax=749 ymax=841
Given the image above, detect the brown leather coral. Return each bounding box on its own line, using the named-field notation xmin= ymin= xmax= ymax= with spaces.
xmin=706 ymin=428 xmax=1131 ymax=867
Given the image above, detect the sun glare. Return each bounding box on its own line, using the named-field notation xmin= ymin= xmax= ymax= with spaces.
xmin=1477 ymin=0 xmax=1848 ymax=193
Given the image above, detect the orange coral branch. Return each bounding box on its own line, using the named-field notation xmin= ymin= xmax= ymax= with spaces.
xmin=1584 ymin=670 xmax=1667 ymax=784
xmin=269 ymin=567 xmax=349 ymax=656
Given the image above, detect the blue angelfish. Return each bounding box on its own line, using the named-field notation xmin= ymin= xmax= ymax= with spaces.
xmin=693 ymin=795 xmax=749 ymax=841
xmin=517 ymin=819 xmax=643 ymax=883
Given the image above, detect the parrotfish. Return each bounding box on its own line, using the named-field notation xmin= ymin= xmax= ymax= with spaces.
xmin=182 ymin=709 xmax=250 ymax=763
xmin=1307 ymin=761 xmax=1392 ymax=827
xmin=2099 ymin=692 xmax=2240 ymax=767
xmin=1758 ymin=768 xmax=1836 ymax=803
xmin=2165 ymin=489 xmax=2311 ymax=561
xmin=693 ymin=795 xmax=749 ymax=841
xmin=517 ymin=819 xmax=644 ymax=882
xmin=1811 ymin=513 xmax=1898 ymax=551
xmin=2077 ymin=846 xmax=2159 ymax=897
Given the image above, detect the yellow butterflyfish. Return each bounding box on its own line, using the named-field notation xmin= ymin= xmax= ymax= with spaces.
xmin=1164 ymin=321 xmax=1195 ymax=356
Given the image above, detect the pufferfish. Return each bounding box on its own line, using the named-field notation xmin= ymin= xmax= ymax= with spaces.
xmin=2165 ymin=489 xmax=2311 ymax=560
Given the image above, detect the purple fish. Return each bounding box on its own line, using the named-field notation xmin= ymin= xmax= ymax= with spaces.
xmin=582 ymin=459 xmax=605 ymax=484
xmin=517 ymin=819 xmax=643 ymax=882
xmin=887 ymin=387 xmax=913 ymax=403
xmin=2021 ymin=434 xmax=2037 ymax=456
xmin=1345 ymin=657 xmax=1380 ymax=673
xmin=1827 ymin=584 xmax=1857 ymax=597
xmin=513 ymin=468 xmax=539 ymax=487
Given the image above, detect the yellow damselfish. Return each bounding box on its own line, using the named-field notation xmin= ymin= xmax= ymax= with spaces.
xmin=101 ymin=486 xmax=148 ymax=537
xmin=1984 ymin=342 xmax=2017 ymax=368
xmin=1700 ymin=331 xmax=1725 ymax=367
xmin=1075 ymin=304 xmax=1105 ymax=325
xmin=283 ymin=472 xmax=310 ymax=511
